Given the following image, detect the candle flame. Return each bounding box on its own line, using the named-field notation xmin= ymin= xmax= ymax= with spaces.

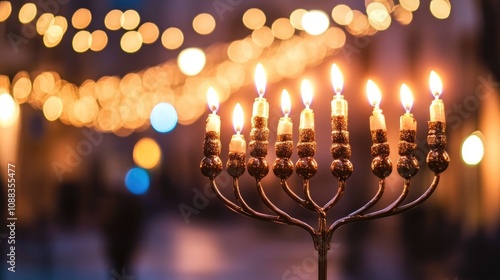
xmin=255 ymin=63 xmax=266 ymax=97
xmin=281 ymin=89 xmax=291 ymax=117
xmin=429 ymin=70 xmax=443 ymax=99
xmin=301 ymin=79 xmax=313 ymax=109
xmin=207 ymin=86 xmax=219 ymax=113
xmin=366 ymin=79 xmax=382 ymax=108
xmin=400 ymin=83 xmax=413 ymax=113
xmin=233 ymin=103 xmax=244 ymax=133
xmin=331 ymin=63 xmax=343 ymax=95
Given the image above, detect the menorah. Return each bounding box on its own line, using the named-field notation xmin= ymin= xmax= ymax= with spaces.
xmin=200 ymin=64 xmax=449 ymax=280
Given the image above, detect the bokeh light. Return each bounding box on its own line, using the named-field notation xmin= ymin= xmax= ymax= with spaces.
xmin=12 ymin=72 xmax=32 ymax=104
xmin=43 ymin=96 xmax=63 ymax=121
xmin=73 ymin=30 xmax=92 ymax=53
xmin=332 ymin=4 xmax=353 ymax=26
xmin=19 ymin=3 xmax=37 ymax=24
xmin=121 ymin=9 xmax=141 ymax=30
xmin=252 ymin=26 xmax=274 ymax=48
xmin=0 ymin=93 xmax=19 ymax=127
xmin=150 ymin=102 xmax=178 ymax=133
xmin=302 ymin=10 xmax=330 ymax=35
xmin=0 ymin=1 xmax=12 ymax=22
xmin=90 ymin=30 xmax=108 ymax=51
xmin=44 ymin=24 xmax=64 ymax=47
xmin=193 ymin=13 xmax=216 ymax=35
xmin=121 ymin=31 xmax=143 ymax=53
xmin=161 ymin=27 xmax=184 ymax=50
xmin=462 ymin=132 xmax=485 ymax=166
xmin=37 ymin=13 xmax=55 ymax=35
xmin=400 ymin=0 xmax=420 ymax=12
xmin=242 ymin=8 xmax=266 ymax=30
xmin=394 ymin=5 xmax=413 ymax=25
xmin=272 ymin=18 xmax=294 ymax=40
xmin=347 ymin=10 xmax=370 ymax=36
xmin=104 ymin=9 xmax=123 ymax=31
xmin=289 ymin=9 xmax=307 ymax=30
xmin=430 ymin=0 xmax=451 ymax=19
xmin=324 ymin=27 xmax=346 ymax=49
xmin=125 ymin=167 xmax=150 ymax=195
xmin=367 ymin=2 xmax=391 ymax=31
xmin=178 ymin=48 xmax=206 ymax=76
xmin=227 ymin=39 xmax=253 ymax=63
xmin=138 ymin=22 xmax=159 ymax=44
xmin=72 ymin=8 xmax=92 ymax=29
xmin=133 ymin=138 xmax=162 ymax=169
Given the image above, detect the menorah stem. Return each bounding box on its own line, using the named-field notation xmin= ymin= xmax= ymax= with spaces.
xmin=316 ymin=215 xmax=329 ymax=280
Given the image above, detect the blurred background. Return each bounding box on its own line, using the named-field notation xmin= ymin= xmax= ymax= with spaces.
xmin=0 ymin=0 xmax=499 ymax=279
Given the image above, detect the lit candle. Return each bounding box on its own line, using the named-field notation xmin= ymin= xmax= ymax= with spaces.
xmin=429 ymin=70 xmax=445 ymax=122
xmin=229 ymin=103 xmax=246 ymax=153
xmin=206 ymin=87 xmax=220 ymax=134
xmin=330 ymin=64 xmax=348 ymax=117
xmin=299 ymin=79 xmax=314 ymax=129
xmin=366 ymin=80 xmax=386 ymax=131
xmin=278 ymin=89 xmax=293 ymax=135
xmin=400 ymin=83 xmax=416 ymax=131
xmin=252 ymin=63 xmax=269 ymax=118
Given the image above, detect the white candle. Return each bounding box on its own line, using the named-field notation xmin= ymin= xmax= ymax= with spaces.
xmin=252 ymin=63 xmax=269 ymax=118
xmin=229 ymin=134 xmax=246 ymax=153
xmin=206 ymin=114 xmax=221 ymax=133
xmin=330 ymin=64 xmax=348 ymax=117
xmin=206 ymin=87 xmax=220 ymax=133
xmin=299 ymin=79 xmax=314 ymax=129
xmin=400 ymin=83 xmax=416 ymax=131
xmin=429 ymin=70 xmax=445 ymax=122
xmin=366 ymin=80 xmax=386 ymax=131
xmin=331 ymin=96 xmax=348 ymax=117
xmin=252 ymin=97 xmax=269 ymax=118
xmin=278 ymin=89 xmax=293 ymax=135
xmin=229 ymin=103 xmax=246 ymax=153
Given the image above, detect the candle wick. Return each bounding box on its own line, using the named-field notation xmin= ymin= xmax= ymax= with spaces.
xmin=406 ymin=109 xmax=410 ymax=114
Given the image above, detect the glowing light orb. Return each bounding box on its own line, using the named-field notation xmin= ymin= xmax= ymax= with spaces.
xmin=462 ymin=132 xmax=485 ymax=166
xmin=302 ymin=10 xmax=330 ymax=35
xmin=125 ymin=167 xmax=150 ymax=195
xmin=133 ymin=138 xmax=162 ymax=169
xmin=178 ymin=48 xmax=206 ymax=76
xmin=150 ymin=102 xmax=178 ymax=133
xmin=0 ymin=93 xmax=19 ymax=127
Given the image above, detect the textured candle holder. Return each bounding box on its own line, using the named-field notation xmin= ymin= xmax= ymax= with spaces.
xmin=200 ymin=119 xmax=449 ymax=280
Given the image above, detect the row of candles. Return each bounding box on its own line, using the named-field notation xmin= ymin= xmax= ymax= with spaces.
xmin=205 ymin=63 xmax=445 ymax=154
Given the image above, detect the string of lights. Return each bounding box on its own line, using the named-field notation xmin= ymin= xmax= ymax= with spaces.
xmin=0 ymin=0 xmax=452 ymax=135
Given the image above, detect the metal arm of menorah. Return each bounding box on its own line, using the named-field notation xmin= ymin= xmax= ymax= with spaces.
xmin=200 ymin=115 xmax=449 ymax=280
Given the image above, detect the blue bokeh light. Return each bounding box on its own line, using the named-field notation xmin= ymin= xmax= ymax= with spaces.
xmin=150 ymin=102 xmax=178 ymax=133
xmin=125 ymin=167 xmax=150 ymax=195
